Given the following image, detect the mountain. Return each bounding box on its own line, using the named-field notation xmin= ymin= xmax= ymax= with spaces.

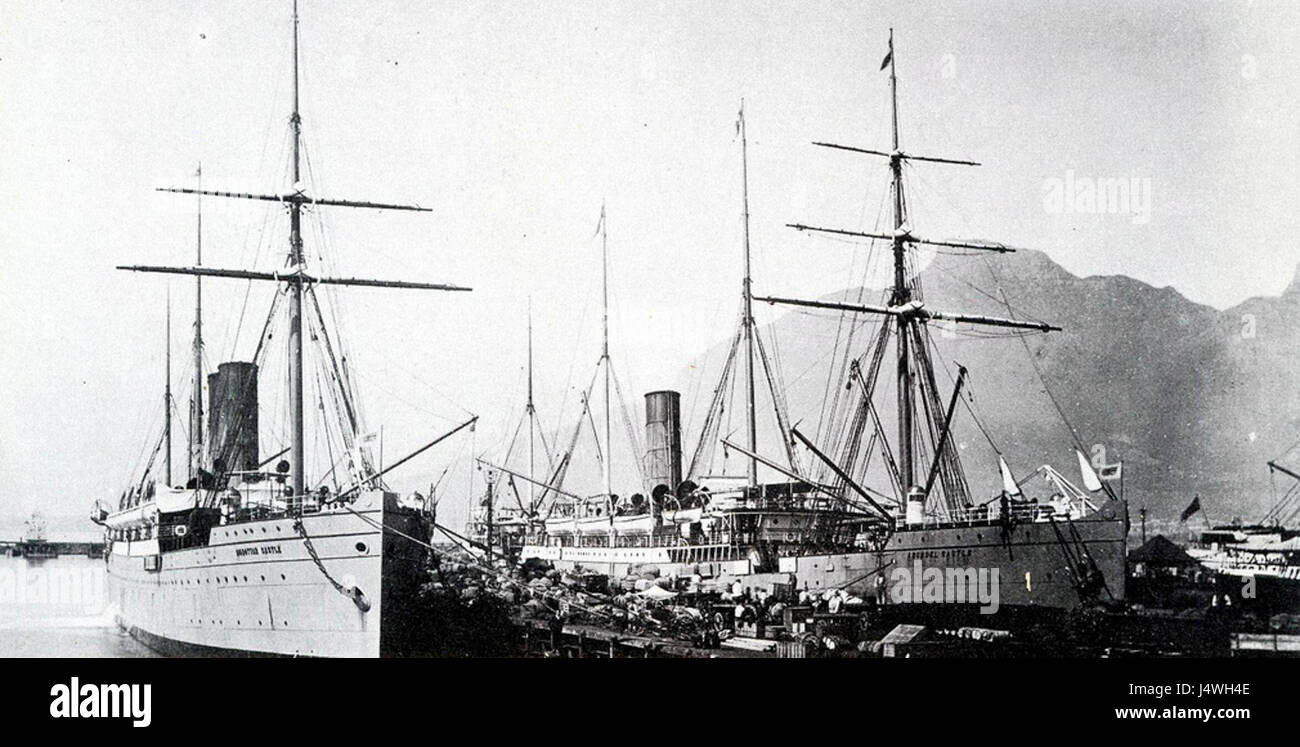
xmin=677 ymin=248 xmax=1300 ymax=525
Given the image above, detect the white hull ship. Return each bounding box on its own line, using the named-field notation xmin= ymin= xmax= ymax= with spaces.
xmin=1186 ymin=459 xmax=1300 ymax=613
xmin=99 ymin=1 xmax=471 ymax=657
xmin=104 ymin=490 xmax=428 ymax=657
xmin=518 ymin=32 xmax=1127 ymax=614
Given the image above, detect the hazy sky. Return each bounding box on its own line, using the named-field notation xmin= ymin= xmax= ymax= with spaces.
xmin=2 ymin=0 xmax=1297 ymax=530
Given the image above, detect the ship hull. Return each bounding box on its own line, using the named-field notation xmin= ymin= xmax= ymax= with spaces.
xmin=16 ymin=542 xmax=59 ymax=560
xmin=522 ymin=542 xmax=754 ymax=579
xmin=1214 ymin=568 xmax=1300 ymax=615
xmin=107 ymin=492 xmax=429 ymax=658
xmin=524 ymin=504 xmax=1128 ymax=613
xmin=785 ymin=509 xmax=1128 ymax=611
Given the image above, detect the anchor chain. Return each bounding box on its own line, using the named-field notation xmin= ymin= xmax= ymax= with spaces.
xmin=293 ymin=518 xmax=371 ymax=612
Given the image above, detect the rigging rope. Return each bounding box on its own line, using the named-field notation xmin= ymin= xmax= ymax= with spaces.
xmin=341 ymin=505 xmax=632 ymax=626
xmin=753 ymin=325 xmax=799 ymax=473
xmin=686 ymin=324 xmax=742 ymax=480
xmin=610 ymin=366 xmax=647 ymax=487
xmin=838 ymin=322 xmax=890 ymax=490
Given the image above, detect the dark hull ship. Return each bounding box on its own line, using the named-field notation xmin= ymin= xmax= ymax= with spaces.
xmin=517 ymin=32 xmax=1127 ymax=615
xmin=100 ymin=1 xmax=471 ymax=657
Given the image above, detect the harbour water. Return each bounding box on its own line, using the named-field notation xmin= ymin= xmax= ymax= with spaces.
xmin=0 ymin=555 xmax=157 ymax=657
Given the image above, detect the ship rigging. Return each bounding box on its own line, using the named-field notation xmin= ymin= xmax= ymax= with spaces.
xmin=118 ymin=1 xmax=471 ymax=502
xmin=756 ymin=29 xmax=1068 ymax=526
xmin=103 ymin=0 xmax=477 ymax=657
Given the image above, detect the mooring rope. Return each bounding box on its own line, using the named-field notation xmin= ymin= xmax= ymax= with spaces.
xmin=339 ymin=504 xmax=642 ymax=626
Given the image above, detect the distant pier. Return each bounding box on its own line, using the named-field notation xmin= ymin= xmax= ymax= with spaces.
xmin=0 ymin=540 xmax=105 ymax=558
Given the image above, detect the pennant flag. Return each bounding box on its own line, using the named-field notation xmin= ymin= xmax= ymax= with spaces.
xmin=998 ymin=456 xmax=1021 ymax=496
xmin=1076 ymin=450 xmax=1103 ymax=492
xmin=880 ymin=40 xmax=893 ymax=71
xmin=1180 ymin=495 xmax=1201 ymax=522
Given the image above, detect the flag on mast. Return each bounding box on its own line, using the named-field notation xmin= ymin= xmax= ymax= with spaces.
xmin=880 ymin=34 xmax=893 ymax=70
xmin=1180 ymin=495 xmax=1201 ymax=522
xmin=998 ymin=456 xmax=1021 ymax=497
xmin=1076 ymin=449 xmax=1104 ymax=492
xmin=1098 ymin=462 xmax=1123 ymax=481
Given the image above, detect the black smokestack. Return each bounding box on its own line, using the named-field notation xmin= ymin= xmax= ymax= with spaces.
xmin=208 ymin=361 xmax=259 ymax=475
xmin=644 ymin=390 xmax=682 ymax=492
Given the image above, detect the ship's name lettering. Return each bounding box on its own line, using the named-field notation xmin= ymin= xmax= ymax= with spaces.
xmin=234 ymin=544 xmax=283 ymax=557
xmin=905 ymin=549 xmax=972 ymax=561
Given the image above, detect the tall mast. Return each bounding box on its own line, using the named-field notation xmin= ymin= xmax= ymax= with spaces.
xmin=885 ymin=28 xmax=915 ymax=492
xmin=527 ymin=297 xmax=535 ymax=509
xmin=600 ymin=205 xmax=612 ymax=506
xmin=287 ymin=0 xmax=307 ymax=498
xmin=127 ymin=2 xmax=469 ymax=504
xmin=190 ymin=163 xmax=204 ymax=480
xmin=164 ymin=291 xmax=172 ymax=486
xmin=739 ymin=101 xmax=759 ymax=488
xmin=756 ymin=28 xmax=1056 ymax=510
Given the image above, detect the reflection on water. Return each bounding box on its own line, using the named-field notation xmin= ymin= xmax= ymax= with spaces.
xmin=0 ymin=555 xmax=158 ymax=657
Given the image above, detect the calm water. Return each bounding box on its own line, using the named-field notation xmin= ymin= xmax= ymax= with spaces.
xmin=0 ymin=555 xmax=158 ymax=657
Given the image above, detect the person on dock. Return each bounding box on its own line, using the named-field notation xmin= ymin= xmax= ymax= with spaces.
xmin=828 ymin=590 xmax=844 ymax=614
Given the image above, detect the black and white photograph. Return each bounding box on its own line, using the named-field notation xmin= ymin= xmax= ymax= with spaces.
xmin=1 ymin=0 xmax=1296 ymax=730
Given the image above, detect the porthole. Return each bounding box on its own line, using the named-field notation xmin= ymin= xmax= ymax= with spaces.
xmin=355 ymin=542 xmax=368 ymax=553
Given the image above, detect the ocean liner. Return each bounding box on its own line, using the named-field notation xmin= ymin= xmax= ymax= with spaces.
xmin=99 ymin=1 xmax=472 ymax=657
xmin=517 ymin=31 xmax=1128 ymax=614
xmin=507 ymin=107 xmax=857 ymax=576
